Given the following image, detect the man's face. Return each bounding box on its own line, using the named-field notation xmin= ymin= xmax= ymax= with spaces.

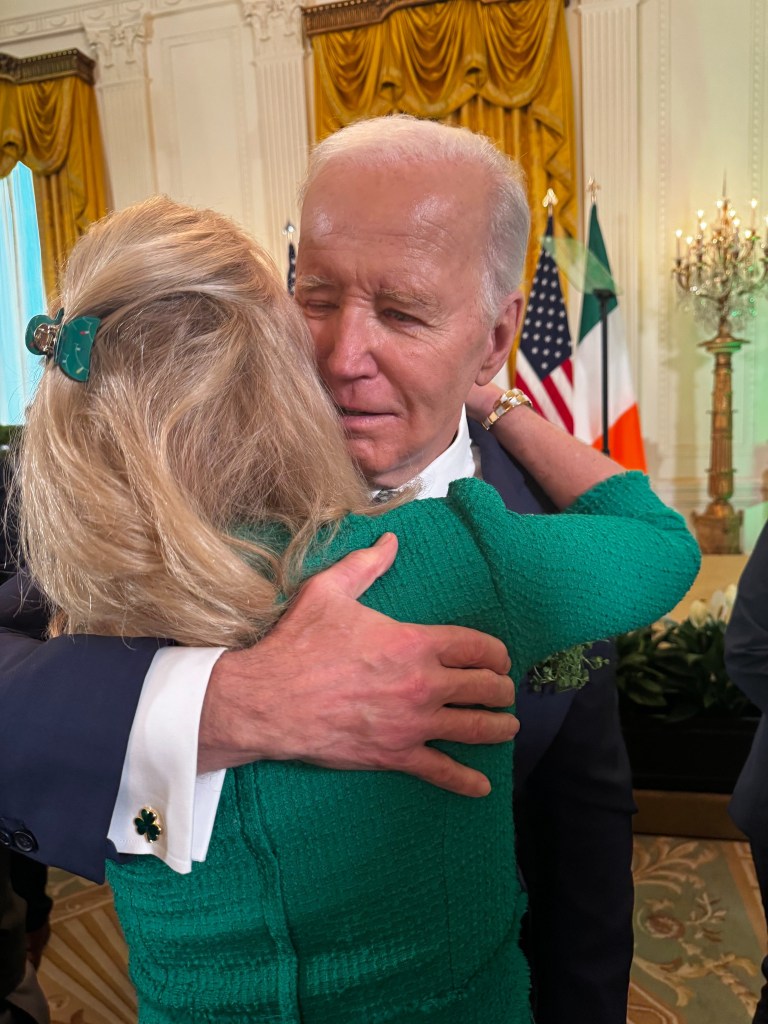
xmin=296 ymin=159 xmax=522 ymax=488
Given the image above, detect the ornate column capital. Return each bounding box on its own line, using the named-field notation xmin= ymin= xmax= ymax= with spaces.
xmin=83 ymin=5 xmax=149 ymax=80
xmin=241 ymin=0 xmax=302 ymax=45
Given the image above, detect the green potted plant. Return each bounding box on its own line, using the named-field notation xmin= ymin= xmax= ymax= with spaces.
xmin=617 ymin=588 xmax=759 ymax=793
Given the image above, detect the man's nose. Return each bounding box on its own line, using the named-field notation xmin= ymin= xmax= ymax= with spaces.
xmin=317 ymin=306 xmax=377 ymax=381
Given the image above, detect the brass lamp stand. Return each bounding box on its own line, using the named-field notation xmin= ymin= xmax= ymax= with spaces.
xmin=691 ymin=328 xmax=745 ymax=553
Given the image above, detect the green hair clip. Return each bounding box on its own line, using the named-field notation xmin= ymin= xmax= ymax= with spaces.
xmin=25 ymin=308 xmax=101 ymax=382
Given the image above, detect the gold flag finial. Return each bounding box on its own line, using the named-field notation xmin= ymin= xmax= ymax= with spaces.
xmin=542 ymin=188 xmax=558 ymax=209
xmin=586 ymin=177 xmax=601 ymax=205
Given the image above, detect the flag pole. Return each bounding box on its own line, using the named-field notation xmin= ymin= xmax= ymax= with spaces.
xmin=283 ymin=221 xmax=296 ymax=295
xmin=586 ymin=178 xmax=613 ymax=456
xmin=593 ymin=288 xmax=613 ymax=455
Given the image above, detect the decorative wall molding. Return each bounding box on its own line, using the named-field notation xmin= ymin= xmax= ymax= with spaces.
xmin=235 ymin=0 xmax=309 ymax=255
xmin=0 ymin=3 xmax=142 ymax=43
xmin=83 ymin=16 xmax=146 ymax=73
xmin=0 ymin=0 xmax=222 ymax=44
xmin=0 ymin=9 xmax=88 ymax=42
xmin=81 ymin=7 xmax=155 ymax=203
xmin=652 ymin=0 xmax=672 ymax=486
xmin=577 ymin=0 xmax=641 ymax=387
xmin=0 ymin=46 xmax=94 ymax=82
xmin=242 ymin=0 xmax=301 ymax=44
xmin=0 ymin=0 xmax=312 ymax=258
xmin=749 ymin=0 xmax=766 ymax=202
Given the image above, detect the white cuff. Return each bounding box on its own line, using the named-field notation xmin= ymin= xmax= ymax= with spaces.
xmin=107 ymin=646 xmax=227 ymax=874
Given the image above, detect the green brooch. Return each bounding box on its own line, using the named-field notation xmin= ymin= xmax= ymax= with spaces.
xmin=134 ymin=807 xmax=163 ymax=843
xmin=25 ymin=307 xmax=101 ymax=382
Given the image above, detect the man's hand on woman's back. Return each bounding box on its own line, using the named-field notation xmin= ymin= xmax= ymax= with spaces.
xmin=199 ymin=533 xmax=518 ymax=796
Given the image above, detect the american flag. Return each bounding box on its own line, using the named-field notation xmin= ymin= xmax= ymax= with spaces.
xmin=514 ymin=213 xmax=574 ymax=433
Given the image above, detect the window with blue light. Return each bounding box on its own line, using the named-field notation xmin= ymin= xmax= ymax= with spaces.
xmin=0 ymin=162 xmax=46 ymax=425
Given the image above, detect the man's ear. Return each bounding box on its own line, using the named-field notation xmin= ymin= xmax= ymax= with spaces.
xmin=475 ymin=289 xmax=526 ymax=385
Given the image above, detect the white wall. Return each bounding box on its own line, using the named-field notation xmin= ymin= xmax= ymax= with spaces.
xmin=0 ymin=0 xmax=308 ymax=264
xmin=573 ymin=0 xmax=768 ymax=547
xmin=2 ymin=0 xmax=767 ymax=545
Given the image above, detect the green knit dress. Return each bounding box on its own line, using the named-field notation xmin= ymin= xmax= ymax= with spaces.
xmin=107 ymin=473 xmax=700 ymax=1023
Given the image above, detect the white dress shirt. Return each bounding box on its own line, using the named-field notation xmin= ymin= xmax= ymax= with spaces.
xmin=108 ymin=411 xmax=478 ymax=871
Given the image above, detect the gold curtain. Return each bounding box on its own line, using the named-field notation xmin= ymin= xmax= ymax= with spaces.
xmin=0 ymin=67 xmax=109 ymax=298
xmin=310 ymin=0 xmax=576 ymax=363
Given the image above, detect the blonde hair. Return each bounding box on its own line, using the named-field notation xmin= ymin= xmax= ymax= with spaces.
xmin=301 ymin=114 xmax=530 ymax=317
xmin=16 ymin=196 xmax=373 ymax=647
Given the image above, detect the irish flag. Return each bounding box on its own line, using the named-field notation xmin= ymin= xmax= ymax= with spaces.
xmin=573 ymin=205 xmax=647 ymax=471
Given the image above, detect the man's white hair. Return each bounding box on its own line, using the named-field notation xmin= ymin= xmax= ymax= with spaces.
xmin=300 ymin=114 xmax=530 ymax=320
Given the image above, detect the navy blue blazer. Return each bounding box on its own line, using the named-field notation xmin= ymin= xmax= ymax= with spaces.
xmin=0 ymin=572 xmax=164 ymax=881
xmin=468 ymin=422 xmax=603 ymax=783
xmin=727 ymin=520 xmax=768 ymax=841
xmin=0 ymin=427 xmax=595 ymax=881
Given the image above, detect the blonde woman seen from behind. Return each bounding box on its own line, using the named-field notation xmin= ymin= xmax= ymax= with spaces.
xmin=19 ymin=198 xmax=372 ymax=649
xmin=16 ymin=197 xmax=699 ymax=1024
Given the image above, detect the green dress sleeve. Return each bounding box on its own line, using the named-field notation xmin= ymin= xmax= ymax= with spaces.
xmin=445 ymin=472 xmax=700 ymax=678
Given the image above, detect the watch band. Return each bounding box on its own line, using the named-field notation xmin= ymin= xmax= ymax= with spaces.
xmin=481 ymin=388 xmax=533 ymax=431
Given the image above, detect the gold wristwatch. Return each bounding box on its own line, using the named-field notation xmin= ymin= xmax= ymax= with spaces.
xmin=481 ymin=388 xmax=533 ymax=431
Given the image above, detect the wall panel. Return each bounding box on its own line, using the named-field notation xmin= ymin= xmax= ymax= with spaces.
xmin=147 ymin=4 xmax=262 ymax=232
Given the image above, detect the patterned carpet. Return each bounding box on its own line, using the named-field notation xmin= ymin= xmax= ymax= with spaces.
xmin=629 ymin=837 xmax=765 ymax=1024
xmin=37 ymin=869 xmax=135 ymax=1023
xmin=33 ymin=835 xmax=767 ymax=1023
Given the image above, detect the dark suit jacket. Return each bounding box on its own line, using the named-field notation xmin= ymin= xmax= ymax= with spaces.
xmin=1 ymin=418 xmax=166 ymax=880
xmin=0 ymin=849 xmax=26 ymax=1002
xmin=469 ymin=422 xmax=583 ymax=780
xmin=727 ymin=520 xmax=768 ymax=840
xmin=0 ymin=574 xmax=164 ymax=880
xmin=0 ymin=426 xmax=606 ymax=881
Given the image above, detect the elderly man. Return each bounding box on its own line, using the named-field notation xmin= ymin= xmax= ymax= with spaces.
xmin=1 ymin=116 xmax=634 ymax=1023
xmin=293 ymin=115 xmax=634 ymax=1024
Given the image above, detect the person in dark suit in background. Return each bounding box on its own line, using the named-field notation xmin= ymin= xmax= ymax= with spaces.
xmin=0 ymin=848 xmax=49 ymax=1024
xmin=727 ymin=519 xmax=768 ymax=1024
xmin=0 ymin=465 xmax=48 ymax=1024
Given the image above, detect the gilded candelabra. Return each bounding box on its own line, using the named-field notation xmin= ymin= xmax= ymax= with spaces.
xmin=673 ymin=191 xmax=768 ymax=553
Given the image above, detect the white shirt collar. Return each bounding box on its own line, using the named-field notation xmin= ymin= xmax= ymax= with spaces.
xmin=370 ymin=409 xmax=477 ymax=502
